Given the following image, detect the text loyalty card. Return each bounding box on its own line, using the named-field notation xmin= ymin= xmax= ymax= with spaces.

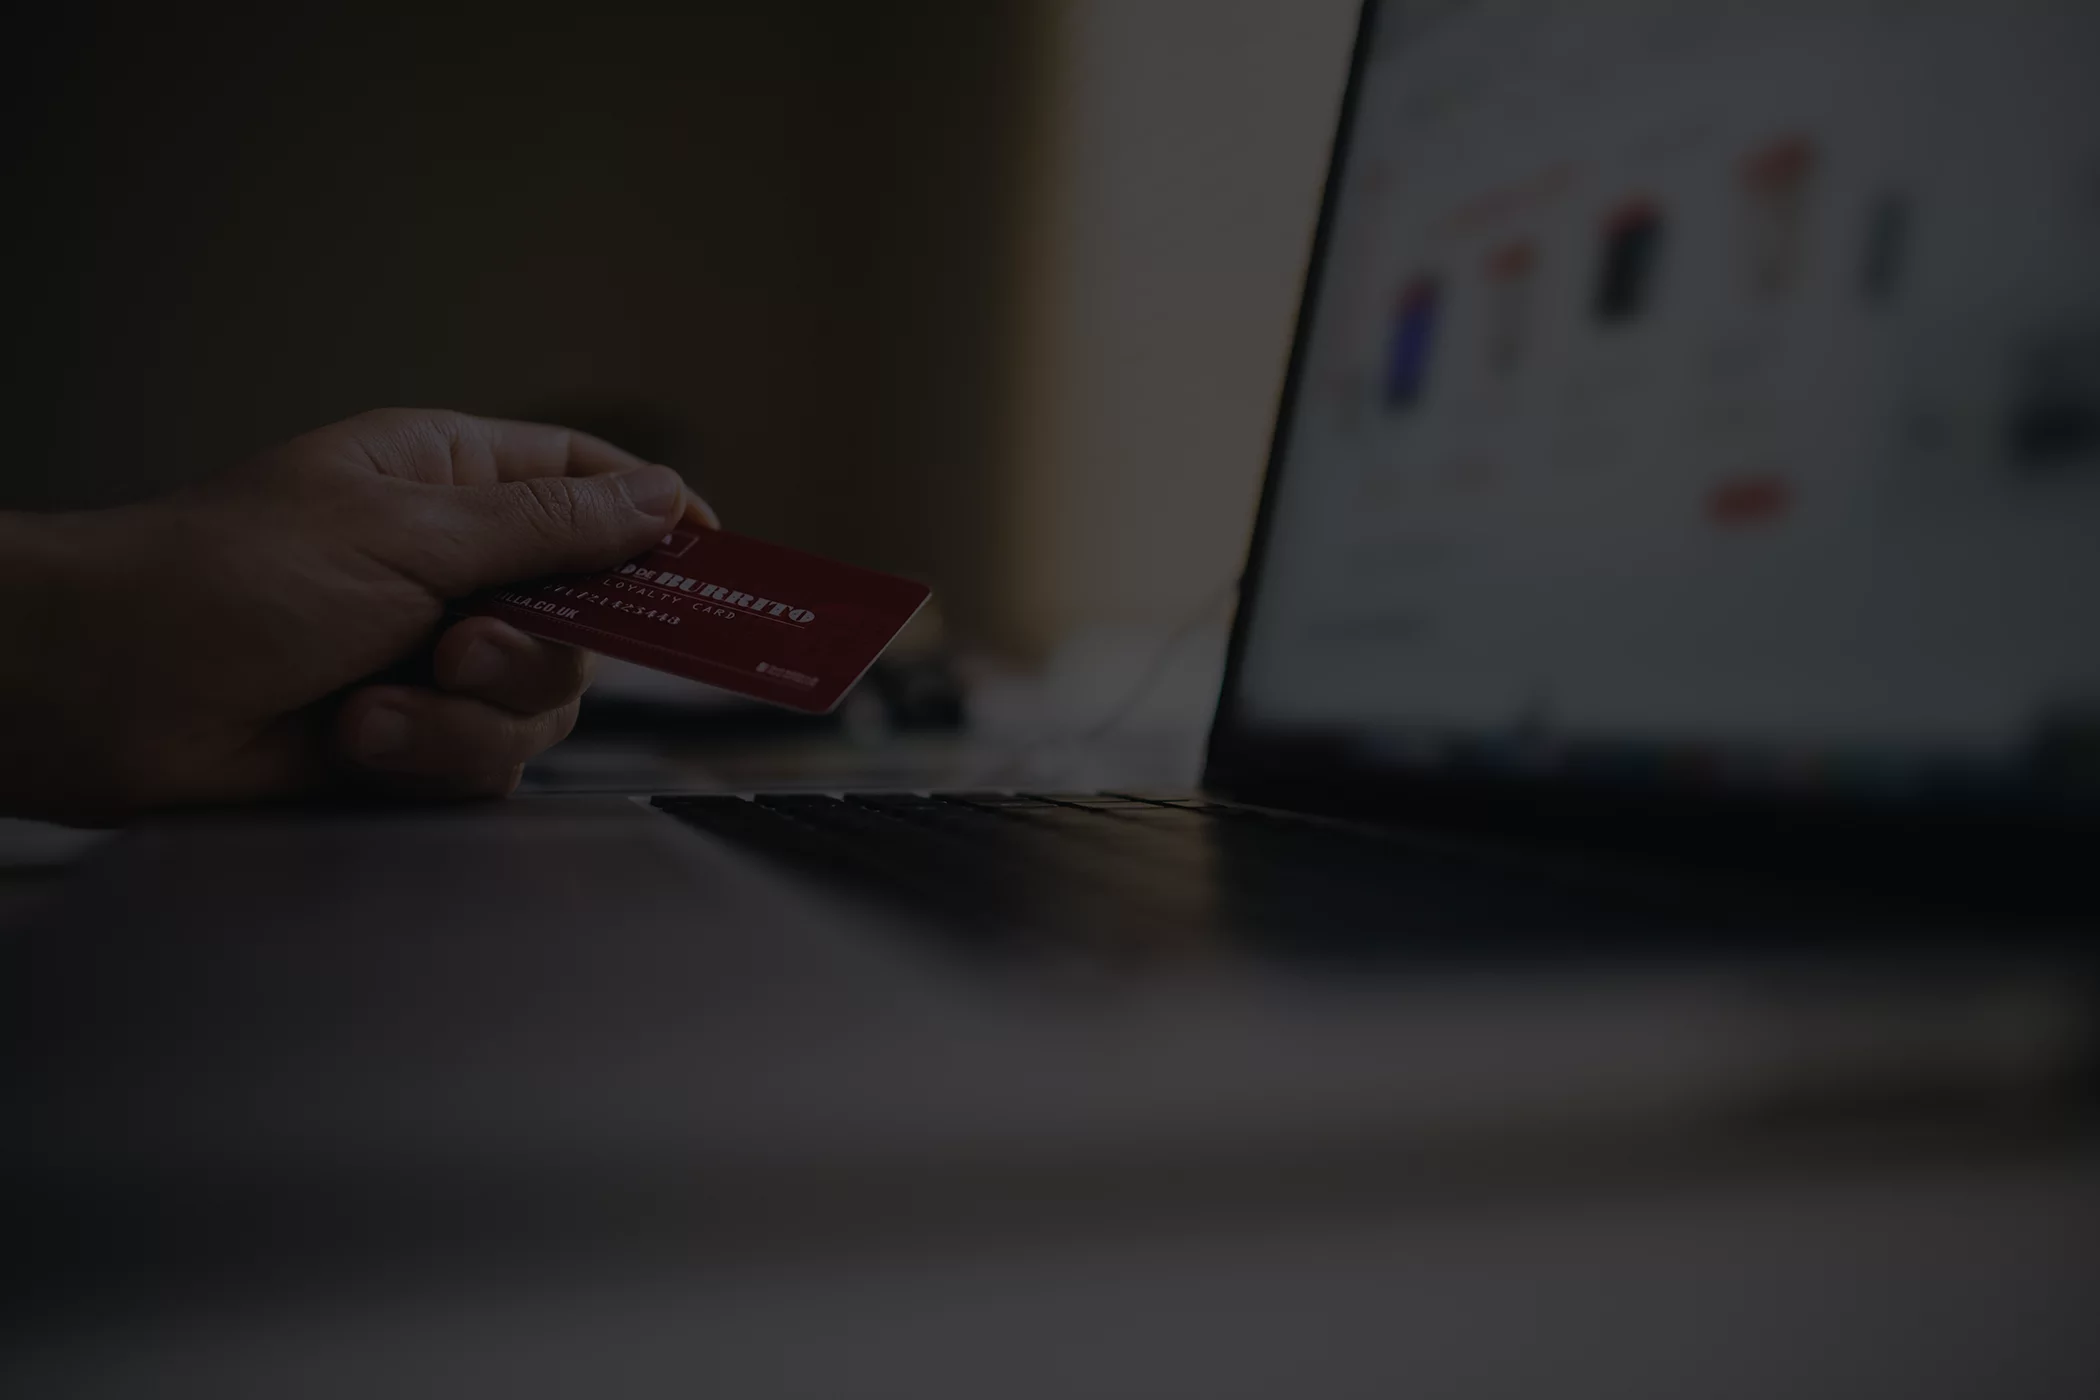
xmin=460 ymin=528 xmax=931 ymax=714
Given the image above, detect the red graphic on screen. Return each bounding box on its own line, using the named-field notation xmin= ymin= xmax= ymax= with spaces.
xmin=1484 ymin=240 xmax=1536 ymax=375
xmin=1740 ymin=135 xmax=1817 ymax=298
xmin=1707 ymin=473 xmax=1793 ymax=527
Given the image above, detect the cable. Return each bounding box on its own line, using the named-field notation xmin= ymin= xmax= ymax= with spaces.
xmin=958 ymin=574 xmax=1243 ymax=789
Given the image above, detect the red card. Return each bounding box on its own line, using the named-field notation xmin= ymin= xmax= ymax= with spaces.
xmin=459 ymin=529 xmax=931 ymax=714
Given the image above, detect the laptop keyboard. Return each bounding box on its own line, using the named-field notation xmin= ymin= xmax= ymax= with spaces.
xmin=650 ymin=791 xmax=1679 ymax=962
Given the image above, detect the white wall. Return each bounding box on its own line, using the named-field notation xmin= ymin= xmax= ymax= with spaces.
xmin=1006 ymin=0 xmax=1362 ymax=653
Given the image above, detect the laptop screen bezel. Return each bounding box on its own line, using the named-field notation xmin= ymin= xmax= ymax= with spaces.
xmin=1198 ymin=0 xmax=2097 ymax=878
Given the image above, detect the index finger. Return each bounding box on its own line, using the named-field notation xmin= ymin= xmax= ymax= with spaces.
xmin=466 ymin=416 xmax=721 ymax=529
xmin=472 ymin=416 xmax=649 ymax=479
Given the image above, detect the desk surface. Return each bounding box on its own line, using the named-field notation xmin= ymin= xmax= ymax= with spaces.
xmin=6 ymin=1138 xmax=2096 ymax=1397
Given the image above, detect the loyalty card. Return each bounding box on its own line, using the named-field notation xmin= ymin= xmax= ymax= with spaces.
xmin=460 ymin=529 xmax=931 ymax=714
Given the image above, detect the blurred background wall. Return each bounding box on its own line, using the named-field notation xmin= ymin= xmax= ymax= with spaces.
xmin=4 ymin=0 xmax=1356 ymax=664
xmin=1005 ymin=0 xmax=1358 ymax=655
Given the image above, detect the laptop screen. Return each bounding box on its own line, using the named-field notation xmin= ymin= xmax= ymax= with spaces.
xmin=1223 ymin=0 xmax=2100 ymax=807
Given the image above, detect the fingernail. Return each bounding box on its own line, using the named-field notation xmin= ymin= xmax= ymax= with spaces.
xmin=619 ymin=464 xmax=686 ymax=519
xmin=688 ymin=489 xmax=722 ymax=530
xmin=354 ymin=707 xmax=410 ymax=762
xmin=455 ymin=638 xmax=505 ymax=689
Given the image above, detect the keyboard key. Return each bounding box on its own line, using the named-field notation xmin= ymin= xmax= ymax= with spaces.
xmin=653 ymin=790 xmax=1683 ymax=965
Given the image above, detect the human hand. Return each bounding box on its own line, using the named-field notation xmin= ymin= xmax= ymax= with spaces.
xmin=0 ymin=409 xmax=717 ymax=824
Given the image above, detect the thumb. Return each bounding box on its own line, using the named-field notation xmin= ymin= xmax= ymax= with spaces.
xmin=405 ymin=464 xmax=688 ymax=597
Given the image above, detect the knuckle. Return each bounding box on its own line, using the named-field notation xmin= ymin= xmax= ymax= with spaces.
xmin=337 ymin=408 xmax=463 ymax=485
xmin=351 ymin=406 xmax=423 ymax=433
xmin=364 ymin=406 xmax=464 ymax=441
xmin=517 ymin=476 xmax=583 ymax=538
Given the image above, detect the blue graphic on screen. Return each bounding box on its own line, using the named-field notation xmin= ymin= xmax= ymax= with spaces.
xmin=1383 ymin=275 xmax=1441 ymax=408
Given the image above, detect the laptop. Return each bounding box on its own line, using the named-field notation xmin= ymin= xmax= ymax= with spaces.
xmin=8 ymin=0 xmax=2098 ymax=1318
xmin=656 ymin=0 xmax=2100 ymax=946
